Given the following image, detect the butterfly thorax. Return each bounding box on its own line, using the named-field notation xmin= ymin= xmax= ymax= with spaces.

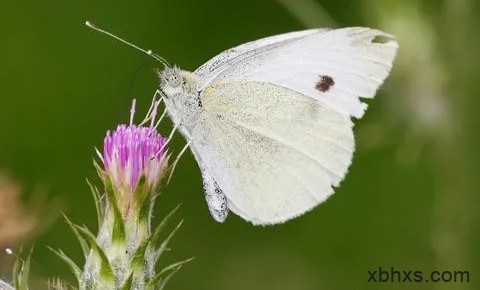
xmin=158 ymin=67 xmax=203 ymax=137
xmin=159 ymin=67 xmax=230 ymax=222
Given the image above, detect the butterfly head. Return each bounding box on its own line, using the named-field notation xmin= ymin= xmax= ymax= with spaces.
xmin=158 ymin=67 xmax=202 ymax=128
xmin=158 ymin=67 xmax=198 ymax=98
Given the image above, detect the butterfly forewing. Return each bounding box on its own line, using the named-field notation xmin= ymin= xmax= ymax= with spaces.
xmin=195 ymin=29 xmax=322 ymax=80
xmin=196 ymin=27 xmax=398 ymax=118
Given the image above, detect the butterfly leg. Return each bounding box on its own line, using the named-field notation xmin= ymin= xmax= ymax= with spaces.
xmin=201 ymin=167 xmax=228 ymax=223
xmin=166 ymin=140 xmax=192 ymax=183
xmin=139 ymin=90 xmax=164 ymax=126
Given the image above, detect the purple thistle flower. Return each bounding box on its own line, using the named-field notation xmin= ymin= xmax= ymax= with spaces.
xmin=102 ymin=100 xmax=168 ymax=198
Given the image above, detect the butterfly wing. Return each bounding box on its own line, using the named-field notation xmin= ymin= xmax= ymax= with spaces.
xmin=191 ymin=80 xmax=354 ymax=225
xmin=195 ymin=29 xmax=324 ymax=79
xmin=196 ymin=27 xmax=398 ymax=118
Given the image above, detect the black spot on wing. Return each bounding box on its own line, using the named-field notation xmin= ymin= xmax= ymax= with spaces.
xmin=315 ymin=75 xmax=335 ymax=92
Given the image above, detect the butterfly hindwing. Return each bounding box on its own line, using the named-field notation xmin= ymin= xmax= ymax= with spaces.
xmin=191 ymin=80 xmax=354 ymax=225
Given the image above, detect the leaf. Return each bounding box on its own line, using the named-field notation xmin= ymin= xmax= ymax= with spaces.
xmin=131 ymin=237 xmax=151 ymax=273
xmin=133 ymin=175 xmax=147 ymax=207
xmin=156 ymin=266 xmax=183 ymax=290
xmin=63 ymin=214 xmax=89 ymax=257
xmin=120 ymin=272 xmax=133 ymax=290
xmin=93 ymin=159 xmax=105 ymax=179
xmin=74 ymin=225 xmax=115 ymax=284
xmin=104 ymin=186 xmax=126 ymax=247
xmin=21 ymin=246 xmax=33 ymax=289
xmin=157 ymin=257 xmax=194 ymax=277
xmin=86 ymin=178 xmax=104 ymax=229
xmin=12 ymin=246 xmax=34 ymax=290
xmin=136 ymin=176 xmax=150 ymax=226
xmin=151 ymin=205 xmax=181 ymax=244
xmin=47 ymin=247 xmax=82 ymax=284
xmin=155 ymin=220 xmax=183 ymax=265
xmin=145 ymin=265 xmax=183 ymax=290
xmin=12 ymin=248 xmax=21 ymax=289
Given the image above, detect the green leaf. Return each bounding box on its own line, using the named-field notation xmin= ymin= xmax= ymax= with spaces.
xmin=151 ymin=205 xmax=181 ymax=244
xmin=47 ymin=247 xmax=82 ymax=284
xmin=156 ymin=266 xmax=182 ymax=290
xmin=104 ymin=175 xmax=114 ymax=195
xmin=145 ymin=265 xmax=183 ymax=290
xmin=74 ymin=225 xmax=115 ymax=284
xmin=131 ymin=237 xmax=151 ymax=273
xmin=136 ymin=176 xmax=151 ymax=225
xmin=12 ymin=249 xmax=21 ymax=289
xmin=21 ymin=246 xmax=33 ymax=289
xmin=155 ymin=220 xmax=183 ymax=265
xmin=157 ymin=257 xmax=194 ymax=277
xmin=63 ymin=214 xmax=89 ymax=257
xmin=12 ymin=246 xmax=33 ymax=290
xmin=86 ymin=178 xmax=104 ymax=229
xmin=104 ymin=186 xmax=126 ymax=247
xmin=133 ymin=175 xmax=147 ymax=206
xmin=120 ymin=272 xmax=133 ymax=290
xmin=93 ymin=159 xmax=105 ymax=181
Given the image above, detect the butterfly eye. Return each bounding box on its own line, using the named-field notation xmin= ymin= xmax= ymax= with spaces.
xmin=168 ymin=75 xmax=183 ymax=88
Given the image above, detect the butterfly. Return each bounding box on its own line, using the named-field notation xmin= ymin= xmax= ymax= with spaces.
xmin=87 ymin=23 xmax=398 ymax=225
xmin=156 ymin=27 xmax=398 ymax=225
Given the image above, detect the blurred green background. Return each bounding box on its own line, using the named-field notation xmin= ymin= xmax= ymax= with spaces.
xmin=0 ymin=0 xmax=479 ymax=289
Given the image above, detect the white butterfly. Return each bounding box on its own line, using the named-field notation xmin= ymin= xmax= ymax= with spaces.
xmin=156 ymin=27 xmax=398 ymax=225
xmin=87 ymin=23 xmax=398 ymax=225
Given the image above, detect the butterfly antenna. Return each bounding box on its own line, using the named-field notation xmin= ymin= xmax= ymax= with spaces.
xmin=85 ymin=21 xmax=170 ymax=68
